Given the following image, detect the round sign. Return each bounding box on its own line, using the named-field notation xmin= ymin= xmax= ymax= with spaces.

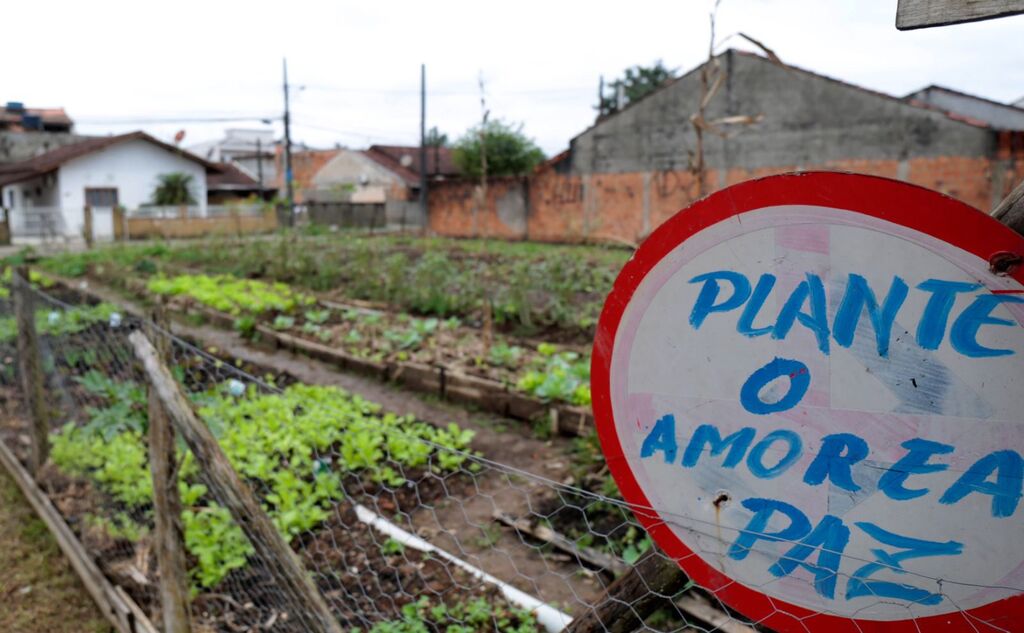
xmin=592 ymin=172 xmax=1024 ymax=632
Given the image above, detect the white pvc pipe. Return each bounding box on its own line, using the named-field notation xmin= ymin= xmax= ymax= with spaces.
xmin=354 ymin=504 xmax=573 ymax=632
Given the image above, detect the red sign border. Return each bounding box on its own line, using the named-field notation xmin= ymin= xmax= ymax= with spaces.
xmin=591 ymin=171 xmax=1024 ymax=632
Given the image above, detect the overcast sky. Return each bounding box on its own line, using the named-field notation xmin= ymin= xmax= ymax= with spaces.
xmin=5 ymin=1 xmax=1023 ymax=156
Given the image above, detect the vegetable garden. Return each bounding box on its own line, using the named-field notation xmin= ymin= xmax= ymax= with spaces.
xmin=0 ymin=239 xmax=762 ymax=633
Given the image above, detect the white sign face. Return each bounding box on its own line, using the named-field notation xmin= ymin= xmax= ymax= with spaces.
xmin=592 ymin=175 xmax=1024 ymax=632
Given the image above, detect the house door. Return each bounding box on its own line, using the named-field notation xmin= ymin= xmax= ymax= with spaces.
xmin=84 ymin=187 xmax=118 ymax=240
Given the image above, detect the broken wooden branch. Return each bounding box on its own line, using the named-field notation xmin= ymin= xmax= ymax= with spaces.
xmin=737 ymin=32 xmax=783 ymax=65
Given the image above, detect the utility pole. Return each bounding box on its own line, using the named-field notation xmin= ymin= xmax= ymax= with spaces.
xmin=418 ymin=63 xmax=427 ymax=230
xmin=282 ymin=57 xmax=294 ymax=226
xmin=256 ymin=137 xmax=265 ymax=200
xmin=598 ymin=75 xmax=604 ymax=116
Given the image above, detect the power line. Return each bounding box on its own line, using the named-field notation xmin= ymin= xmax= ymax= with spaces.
xmin=290 ymin=122 xmax=411 ymax=144
xmin=75 ymin=115 xmax=278 ymax=125
xmin=302 ymin=84 xmax=595 ymax=96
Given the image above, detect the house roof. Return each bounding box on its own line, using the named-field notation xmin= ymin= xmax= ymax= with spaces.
xmin=275 ymin=147 xmax=340 ymax=193
xmin=363 ymin=145 xmax=458 ymax=186
xmin=0 ymin=105 xmax=73 ymax=130
xmin=572 ymin=48 xmax=1000 ymax=145
xmin=0 ymin=131 xmax=217 ymax=187
xmin=904 ymin=84 xmax=1024 ymax=130
xmin=207 ymin=161 xmax=268 ymax=190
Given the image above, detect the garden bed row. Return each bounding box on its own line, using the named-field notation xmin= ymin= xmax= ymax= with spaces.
xmin=0 ymin=302 xmax=554 ymax=633
xmin=67 ymin=270 xmax=595 ymax=437
xmin=31 ymin=234 xmax=627 ymax=345
xmin=20 ymin=269 xmax=755 ymax=632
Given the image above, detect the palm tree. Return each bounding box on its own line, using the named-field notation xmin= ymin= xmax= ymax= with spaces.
xmin=152 ymin=172 xmax=197 ymax=205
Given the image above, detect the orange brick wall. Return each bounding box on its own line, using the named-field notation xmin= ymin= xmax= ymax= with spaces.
xmin=428 ymin=153 xmax=1023 ymax=244
xmin=428 ymin=177 xmax=526 ymax=240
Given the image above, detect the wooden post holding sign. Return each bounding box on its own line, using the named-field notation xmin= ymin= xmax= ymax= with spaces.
xmin=12 ymin=266 xmax=50 ymax=475
xmin=896 ymin=0 xmax=1024 ymax=29
xmin=129 ymin=331 xmax=343 ymax=633
xmin=592 ymin=172 xmax=1024 ymax=632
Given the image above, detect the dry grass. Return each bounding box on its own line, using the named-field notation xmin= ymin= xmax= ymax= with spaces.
xmin=0 ymin=467 xmax=112 ymax=633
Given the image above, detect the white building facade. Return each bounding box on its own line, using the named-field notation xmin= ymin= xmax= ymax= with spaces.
xmin=0 ymin=132 xmax=209 ymax=241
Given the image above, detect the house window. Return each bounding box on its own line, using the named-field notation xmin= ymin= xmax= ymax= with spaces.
xmin=85 ymin=187 xmax=118 ymax=208
xmin=6 ymin=189 xmax=15 ymax=208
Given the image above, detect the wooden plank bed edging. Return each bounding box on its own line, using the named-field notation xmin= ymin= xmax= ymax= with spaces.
xmin=0 ymin=440 xmax=159 ymax=633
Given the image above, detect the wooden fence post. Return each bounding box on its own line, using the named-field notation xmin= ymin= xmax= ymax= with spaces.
xmin=113 ymin=206 xmax=126 ymax=241
xmin=231 ymin=207 xmax=242 ymax=236
xmin=0 ymin=207 xmax=11 ymax=246
xmin=83 ymin=205 xmax=94 ymax=249
xmin=129 ymin=331 xmax=343 ymax=633
xmin=12 ymin=266 xmax=50 ymax=475
xmin=145 ymin=308 xmax=192 ymax=633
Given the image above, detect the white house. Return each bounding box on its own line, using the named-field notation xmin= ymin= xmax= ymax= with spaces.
xmin=0 ymin=131 xmax=212 ymax=241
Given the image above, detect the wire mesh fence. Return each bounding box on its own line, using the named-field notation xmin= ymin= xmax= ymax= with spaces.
xmin=0 ymin=276 xmax=1016 ymax=633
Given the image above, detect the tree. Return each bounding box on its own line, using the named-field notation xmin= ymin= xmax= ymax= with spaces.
xmin=597 ymin=60 xmax=677 ymax=115
xmin=452 ymin=120 xmax=544 ymax=179
xmin=152 ymin=172 xmax=197 ymax=205
xmin=424 ymin=126 xmax=448 ymax=147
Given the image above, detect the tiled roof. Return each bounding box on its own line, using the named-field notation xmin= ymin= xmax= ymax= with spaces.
xmin=363 ymin=145 xmax=458 ymax=185
xmin=207 ymin=162 xmax=261 ymax=189
xmin=0 ymin=131 xmax=215 ymax=187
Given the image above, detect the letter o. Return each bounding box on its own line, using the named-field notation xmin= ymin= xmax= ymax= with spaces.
xmin=747 ymin=429 xmax=803 ymax=479
xmin=740 ymin=357 xmax=811 ymax=415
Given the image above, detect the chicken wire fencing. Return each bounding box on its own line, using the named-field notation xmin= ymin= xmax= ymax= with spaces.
xmin=0 ymin=278 xmax=1011 ymax=633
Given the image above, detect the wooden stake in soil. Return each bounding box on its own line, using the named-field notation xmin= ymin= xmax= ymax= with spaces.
xmin=145 ymin=308 xmax=192 ymax=633
xmin=564 ymin=548 xmax=689 ymax=633
xmin=12 ymin=266 xmax=50 ymax=476
xmin=129 ymin=331 xmax=343 ymax=633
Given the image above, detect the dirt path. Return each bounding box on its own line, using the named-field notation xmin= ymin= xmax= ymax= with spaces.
xmin=72 ymin=278 xmax=610 ymax=611
xmin=0 ymin=467 xmax=112 ymax=633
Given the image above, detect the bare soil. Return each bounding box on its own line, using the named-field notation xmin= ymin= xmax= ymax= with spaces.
xmin=0 ymin=425 xmax=112 ymax=633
